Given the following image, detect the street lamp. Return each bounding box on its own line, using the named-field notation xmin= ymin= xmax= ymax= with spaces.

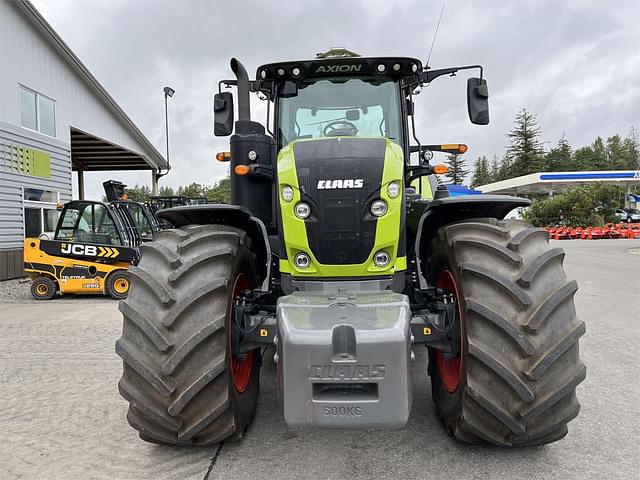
xmin=163 ymin=86 xmax=175 ymax=169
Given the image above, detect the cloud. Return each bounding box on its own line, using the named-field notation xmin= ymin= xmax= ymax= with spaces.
xmin=30 ymin=0 xmax=640 ymax=197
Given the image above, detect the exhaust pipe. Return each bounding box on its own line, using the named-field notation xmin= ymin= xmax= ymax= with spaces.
xmin=230 ymin=58 xmax=251 ymax=121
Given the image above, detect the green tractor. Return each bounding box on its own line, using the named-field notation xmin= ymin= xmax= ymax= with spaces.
xmin=116 ymin=48 xmax=585 ymax=447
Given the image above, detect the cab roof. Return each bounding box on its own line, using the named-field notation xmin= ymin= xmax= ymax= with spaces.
xmin=256 ymin=56 xmax=423 ymax=83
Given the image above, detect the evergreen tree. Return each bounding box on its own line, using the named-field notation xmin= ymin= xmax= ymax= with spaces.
xmin=505 ymin=108 xmax=545 ymax=177
xmin=606 ymin=134 xmax=626 ymax=169
xmin=444 ymin=154 xmax=469 ymax=185
xmin=544 ymin=133 xmax=572 ymax=171
xmin=489 ymin=156 xmax=501 ymax=182
xmin=621 ymin=127 xmax=639 ymax=169
xmin=470 ymin=156 xmax=492 ymax=187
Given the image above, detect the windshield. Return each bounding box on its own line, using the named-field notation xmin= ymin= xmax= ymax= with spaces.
xmin=278 ymin=78 xmax=402 ymax=148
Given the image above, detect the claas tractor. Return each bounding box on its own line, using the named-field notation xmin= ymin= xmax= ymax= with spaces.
xmin=116 ymin=48 xmax=585 ymax=447
xmin=24 ymin=181 xmax=160 ymax=300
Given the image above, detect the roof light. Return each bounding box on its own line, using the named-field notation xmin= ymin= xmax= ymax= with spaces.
xmin=411 ymin=63 xmax=418 ymax=72
xmin=292 ymin=67 xmax=301 ymax=77
xmin=276 ymin=67 xmax=286 ymax=77
xmin=432 ymin=164 xmax=449 ymax=175
xmin=247 ymin=150 xmax=258 ymax=161
xmin=260 ymin=70 xmax=267 ymax=79
xmin=376 ymin=64 xmax=386 ymax=73
xmin=393 ymin=63 xmax=401 ymax=71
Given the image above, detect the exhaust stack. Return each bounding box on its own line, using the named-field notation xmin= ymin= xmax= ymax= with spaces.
xmin=230 ymin=58 xmax=251 ymax=121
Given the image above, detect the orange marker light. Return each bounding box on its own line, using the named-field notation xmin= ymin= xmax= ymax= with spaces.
xmin=432 ymin=164 xmax=449 ymax=174
xmin=458 ymin=144 xmax=468 ymax=154
xmin=216 ymin=151 xmax=230 ymax=162
xmin=234 ymin=165 xmax=250 ymax=176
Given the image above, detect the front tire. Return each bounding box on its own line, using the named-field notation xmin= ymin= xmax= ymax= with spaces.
xmin=428 ymin=218 xmax=585 ymax=446
xmin=116 ymin=225 xmax=260 ymax=445
xmin=31 ymin=276 xmax=56 ymax=300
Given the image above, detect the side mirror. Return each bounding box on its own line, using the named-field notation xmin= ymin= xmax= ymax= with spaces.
xmin=467 ymin=77 xmax=489 ymax=125
xmin=214 ymin=92 xmax=234 ymax=136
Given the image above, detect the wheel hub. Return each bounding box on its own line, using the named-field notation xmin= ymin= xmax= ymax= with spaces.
xmin=435 ymin=270 xmax=463 ymax=393
xmin=228 ymin=273 xmax=254 ymax=393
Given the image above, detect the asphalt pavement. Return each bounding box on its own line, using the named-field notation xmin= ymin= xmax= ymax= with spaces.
xmin=1 ymin=239 xmax=639 ymax=480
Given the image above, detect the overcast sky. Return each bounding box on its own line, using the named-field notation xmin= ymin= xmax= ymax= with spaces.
xmin=30 ymin=0 xmax=640 ymax=197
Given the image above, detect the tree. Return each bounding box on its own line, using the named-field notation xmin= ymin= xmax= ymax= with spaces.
xmin=544 ymin=133 xmax=572 ymax=171
xmin=621 ymin=126 xmax=640 ymax=169
xmin=177 ymin=182 xmax=206 ymax=199
xmin=205 ymin=177 xmax=231 ymax=203
xmin=470 ymin=156 xmax=492 ymax=187
xmin=489 ymin=156 xmax=501 ymax=182
xmin=523 ymin=184 xmax=622 ymax=227
xmin=505 ymin=109 xmax=545 ymax=177
xmin=158 ymin=185 xmax=175 ymax=196
xmin=444 ymin=154 xmax=469 ymax=185
xmin=124 ymin=184 xmax=151 ymax=202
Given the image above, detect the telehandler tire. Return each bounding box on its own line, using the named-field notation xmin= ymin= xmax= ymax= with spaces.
xmin=31 ymin=276 xmax=56 ymax=300
xmin=428 ymin=218 xmax=585 ymax=446
xmin=106 ymin=270 xmax=130 ymax=300
xmin=116 ymin=224 xmax=260 ymax=445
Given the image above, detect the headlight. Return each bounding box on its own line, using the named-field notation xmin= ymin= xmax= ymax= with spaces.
xmin=294 ymin=253 xmax=311 ymax=269
xmin=294 ymin=202 xmax=311 ymax=219
xmin=282 ymin=185 xmax=294 ymax=202
xmin=387 ymin=181 xmax=400 ymax=199
xmin=373 ymin=250 xmax=390 ymax=268
xmin=370 ymin=199 xmax=388 ymax=217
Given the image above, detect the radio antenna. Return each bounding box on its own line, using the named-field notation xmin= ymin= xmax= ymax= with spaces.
xmin=426 ymin=2 xmax=446 ymax=68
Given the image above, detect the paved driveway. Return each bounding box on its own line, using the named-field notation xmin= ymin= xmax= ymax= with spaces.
xmin=1 ymin=240 xmax=639 ymax=479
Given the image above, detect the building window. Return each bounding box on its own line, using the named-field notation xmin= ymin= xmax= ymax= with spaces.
xmin=19 ymin=86 xmax=56 ymax=137
xmin=23 ymin=188 xmax=60 ymax=238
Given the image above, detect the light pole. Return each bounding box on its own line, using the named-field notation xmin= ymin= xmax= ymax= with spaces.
xmin=163 ymin=86 xmax=175 ymax=168
xmin=153 ymin=86 xmax=174 ymax=195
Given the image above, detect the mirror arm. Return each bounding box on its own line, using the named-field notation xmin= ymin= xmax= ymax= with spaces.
xmin=421 ymin=64 xmax=483 ymax=84
xmin=218 ymin=79 xmax=237 ymax=94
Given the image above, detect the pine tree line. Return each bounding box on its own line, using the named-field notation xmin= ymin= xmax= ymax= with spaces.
xmin=468 ymin=108 xmax=639 ymax=187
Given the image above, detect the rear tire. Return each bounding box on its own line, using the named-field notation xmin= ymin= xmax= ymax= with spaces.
xmin=428 ymin=218 xmax=585 ymax=446
xmin=116 ymin=225 xmax=260 ymax=445
xmin=31 ymin=276 xmax=56 ymax=300
xmin=106 ymin=270 xmax=130 ymax=300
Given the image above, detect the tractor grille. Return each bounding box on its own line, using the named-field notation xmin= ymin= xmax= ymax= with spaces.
xmin=293 ymin=138 xmax=386 ymax=265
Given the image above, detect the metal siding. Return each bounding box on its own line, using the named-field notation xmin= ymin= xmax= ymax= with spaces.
xmin=0 ymin=1 xmax=157 ymax=160
xmin=0 ymin=122 xmax=71 ymax=250
xmin=0 ymin=248 xmax=25 ymax=281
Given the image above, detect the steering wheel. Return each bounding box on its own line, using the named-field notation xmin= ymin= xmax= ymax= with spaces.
xmin=323 ymin=120 xmax=358 ymax=137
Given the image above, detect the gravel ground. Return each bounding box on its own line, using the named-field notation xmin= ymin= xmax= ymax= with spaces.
xmin=0 ymin=278 xmax=113 ymax=304
xmin=1 ymin=239 xmax=639 ymax=480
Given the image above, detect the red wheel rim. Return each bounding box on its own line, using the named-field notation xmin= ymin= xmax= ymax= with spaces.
xmin=228 ymin=273 xmax=254 ymax=393
xmin=436 ymin=270 xmax=463 ymax=393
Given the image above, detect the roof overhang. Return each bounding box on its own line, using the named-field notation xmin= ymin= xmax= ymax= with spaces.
xmin=71 ymin=128 xmax=154 ymax=171
xmin=478 ymin=170 xmax=640 ymax=195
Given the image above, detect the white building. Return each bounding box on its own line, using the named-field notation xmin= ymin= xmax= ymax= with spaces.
xmin=0 ymin=0 xmax=168 ymax=280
